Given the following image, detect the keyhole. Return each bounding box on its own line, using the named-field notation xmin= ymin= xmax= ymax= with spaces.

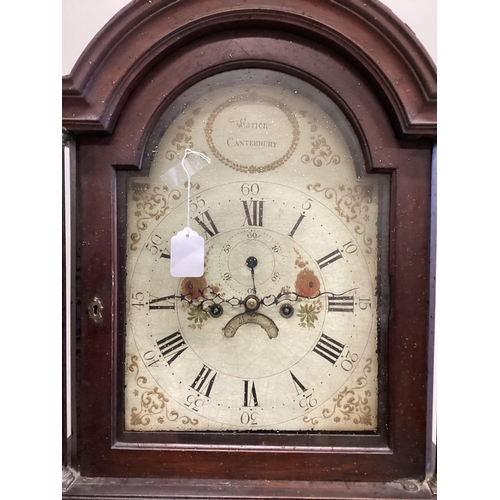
xmin=88 ymin=297 xmax=103 ymax=324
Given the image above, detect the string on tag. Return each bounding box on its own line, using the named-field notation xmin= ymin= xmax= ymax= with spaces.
xmin=169 ymin=149 xmax=211 ymax=277
xmin=181 ymin=149 xmax=211 ymax=233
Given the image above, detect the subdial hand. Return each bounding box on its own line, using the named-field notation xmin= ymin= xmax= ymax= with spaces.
xmin=246 ymin=256 xmax=258 ymax=294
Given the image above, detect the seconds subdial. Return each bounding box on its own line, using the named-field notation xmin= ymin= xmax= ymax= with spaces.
xmin=218 ymin=229 xmax=286 ymax=297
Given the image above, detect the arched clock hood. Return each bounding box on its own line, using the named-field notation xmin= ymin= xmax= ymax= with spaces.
xmin=62 ymin=0 xmax=436 ymax=138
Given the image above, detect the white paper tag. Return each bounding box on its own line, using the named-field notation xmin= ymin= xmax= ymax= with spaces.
xmin=170 ymin=228 xmax=205 ymax=277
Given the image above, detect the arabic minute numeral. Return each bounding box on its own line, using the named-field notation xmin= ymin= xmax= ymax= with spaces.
xmin=343 ymin=240 xmax=358 ymax=254
xmin=142 ymin=350 xmax=161 ymax=368
xmin=341 ymin=350 xmax=359 ymax=371
xmin=358 ymin=298 xmax=372 ymax=310
xmin=145 ymin=233 xmax=167 ymax=256
xmin=301 ymin=197 xmax=313 ymax=211
xmin=298 ymin=393 xmax=318 ymax=411
xmin=184 ymin=394 xmax=204 ymax=412
xmin=131 ymin=291 xmax=145 ymax=310
xmin=241 ymin=183 xmax=260 ymax=196
xmin=189 ymin=195 xmax=206 ymax=213
xmin=240 ymin=411 xmax=258 ymax=425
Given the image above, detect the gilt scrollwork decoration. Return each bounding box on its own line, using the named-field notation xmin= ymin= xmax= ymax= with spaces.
xmin=301 ymin=117 xmax=341 ymax=167
xmin=307 ymin=182 xmax=374 ymax=253
xmin=127 ymin=355 xmax=199 ymax=427
xmin=303 ymin=358 xmax=374 ymax=427
xmin=129 ymin=183 xmax=181 ymax=250
xmin=164 ymin=107 xmax=202 ymax=161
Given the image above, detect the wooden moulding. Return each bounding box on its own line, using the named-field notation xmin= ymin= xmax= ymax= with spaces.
xmin=63 ymin=477 xmax=435 ymax=499
xmin=62 ymin=0 xmax=436 ymax=138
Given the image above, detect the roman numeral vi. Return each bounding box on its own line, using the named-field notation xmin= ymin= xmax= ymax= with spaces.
xmin=243 ymin=380 xmax=259 ymax=407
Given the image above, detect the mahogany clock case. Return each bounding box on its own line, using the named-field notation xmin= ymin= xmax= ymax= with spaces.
xmin=62 ymin=0 xmax=436 ymax=494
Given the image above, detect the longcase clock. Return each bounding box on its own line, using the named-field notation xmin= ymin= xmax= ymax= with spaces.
xmin=62 ymin=1 xmax=437 ymax=498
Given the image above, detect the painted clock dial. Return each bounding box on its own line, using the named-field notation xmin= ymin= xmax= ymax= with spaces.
xmin=124 ymin=69 xmax=389 ymax=432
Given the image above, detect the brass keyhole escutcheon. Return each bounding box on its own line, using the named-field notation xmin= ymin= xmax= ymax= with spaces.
xmin=88 ymin=297 xmax=103 ymax=324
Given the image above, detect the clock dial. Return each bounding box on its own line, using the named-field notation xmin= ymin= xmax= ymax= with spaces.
xmin=124 ymin=70 xmax=388 ymax=432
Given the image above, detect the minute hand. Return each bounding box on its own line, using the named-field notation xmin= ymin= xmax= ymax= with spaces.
xmin=259 ymin=289 xmax=359 ymax=307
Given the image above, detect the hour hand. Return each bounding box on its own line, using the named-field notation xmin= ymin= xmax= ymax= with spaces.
xmin=178 ymin=285 xmax=243 ymax=317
